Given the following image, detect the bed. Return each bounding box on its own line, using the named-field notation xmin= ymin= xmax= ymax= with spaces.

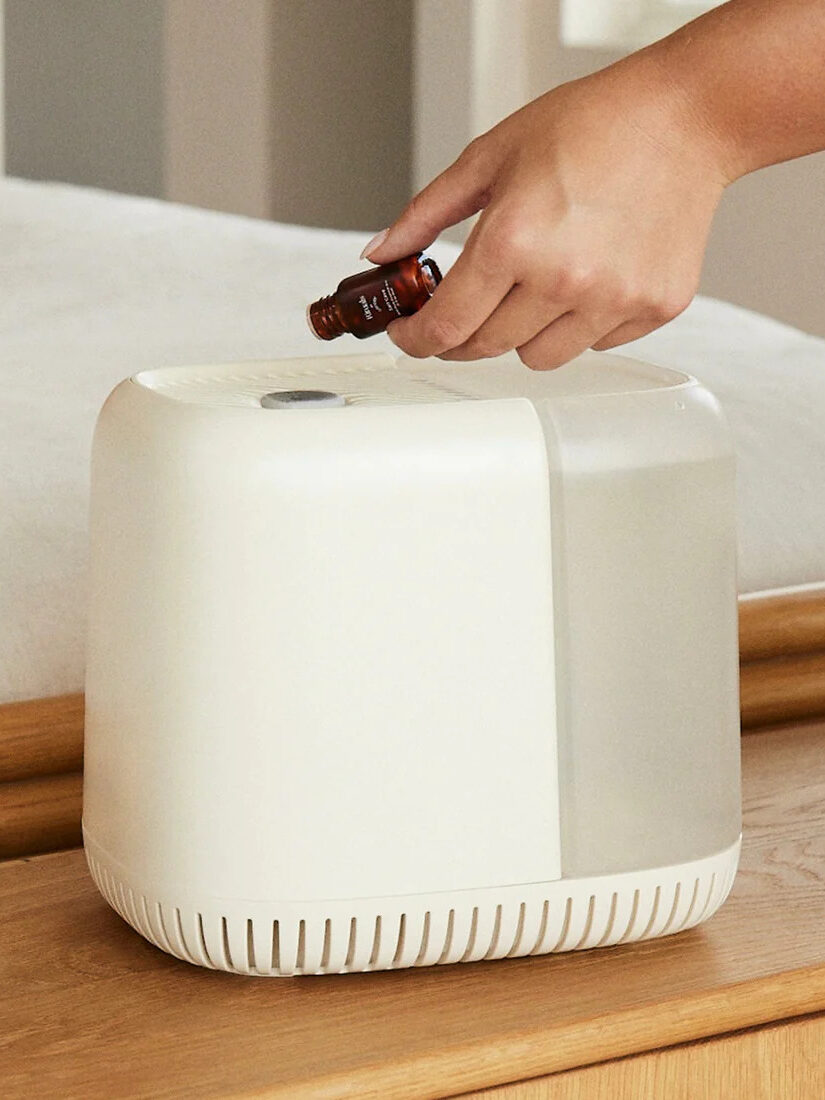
xmin=1 ymin=177 xmax=824 ymax=858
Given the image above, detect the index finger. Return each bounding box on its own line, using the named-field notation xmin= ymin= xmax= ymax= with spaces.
xmin=387 ymin=241 xmax=513 ymax=359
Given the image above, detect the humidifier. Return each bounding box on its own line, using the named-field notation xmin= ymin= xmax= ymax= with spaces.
xmin=83 ymin=351 xmax=741 ymax=975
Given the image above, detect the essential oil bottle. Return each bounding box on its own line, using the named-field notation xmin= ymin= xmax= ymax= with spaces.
xmin=307 ymin=253 xmax=442 ymax=340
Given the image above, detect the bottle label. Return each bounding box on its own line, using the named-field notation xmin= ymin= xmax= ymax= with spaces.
xmin=358 ymin=280 xmax=403 ymax=325
xmin=380 ymin=280 xmax=403 ymax=317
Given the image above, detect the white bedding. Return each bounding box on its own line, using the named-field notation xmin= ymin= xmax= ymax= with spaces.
xmin=1 ymin=178 xmax=823 ymax=702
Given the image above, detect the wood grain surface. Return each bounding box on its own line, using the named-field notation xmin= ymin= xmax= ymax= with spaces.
xmin=3 ymin=720 xmax=825 ymax=1099
xmin=0 ymin=772 xmax=83 ymax=859
xmin=464 ymin=1012 xmax=825 ymax=1099
xmin=739 ymin=583 xmax=825 ymax=661
xmin=0 ymin=693 xmax=83 ymax=782
xmin=740 ymin=651 xmax=825 ymax=728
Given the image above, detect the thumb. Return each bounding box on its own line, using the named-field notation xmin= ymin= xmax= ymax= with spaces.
xmin=362 ymin=140 xmax=495 ymax=263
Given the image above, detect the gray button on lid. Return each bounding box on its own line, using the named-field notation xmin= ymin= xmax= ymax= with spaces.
xmin=260 ymin=390 xmax=346 ymax=409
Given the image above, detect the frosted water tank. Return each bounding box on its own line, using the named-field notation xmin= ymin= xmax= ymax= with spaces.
xmin=83 ymin=351 xmax=741 ymax=976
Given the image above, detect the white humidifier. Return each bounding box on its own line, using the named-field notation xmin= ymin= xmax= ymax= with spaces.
xmin=83 ymin=351 xmax=741 ymax=976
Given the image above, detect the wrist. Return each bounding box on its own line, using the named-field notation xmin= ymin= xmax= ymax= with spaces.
xmin=633 ymin=41 xmax=745 ymax=186
xmin=579 ymin=45 xmax=738 ymax=191
xmin=640 ymin=26 xmax=756 ymax=186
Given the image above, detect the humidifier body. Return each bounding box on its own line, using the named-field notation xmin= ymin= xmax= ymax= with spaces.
xmin=83 ymin=351 xmax=741 ymax=976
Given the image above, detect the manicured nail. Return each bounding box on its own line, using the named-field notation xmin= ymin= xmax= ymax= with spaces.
xmin=360 ymin=227 xmax=389 ymax=260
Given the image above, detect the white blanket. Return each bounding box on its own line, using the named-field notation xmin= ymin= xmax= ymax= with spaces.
xmin=1 ymin=178 xmax=823 ymax=702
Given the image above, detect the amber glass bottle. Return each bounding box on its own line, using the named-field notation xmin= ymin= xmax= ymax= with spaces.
xmin=307 ymin=253 xmax=442 ymax=340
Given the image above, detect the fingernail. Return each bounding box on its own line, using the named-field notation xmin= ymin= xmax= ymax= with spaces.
xmin=360 ymin=227 xmax=389 ymax=261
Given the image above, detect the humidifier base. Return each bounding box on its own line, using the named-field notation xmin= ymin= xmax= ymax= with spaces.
xmin=84 ymin=833 xmax=740 ymax=977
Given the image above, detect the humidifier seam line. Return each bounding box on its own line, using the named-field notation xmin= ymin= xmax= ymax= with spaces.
xmin=82 ymin=829 xmax=742 ymax=907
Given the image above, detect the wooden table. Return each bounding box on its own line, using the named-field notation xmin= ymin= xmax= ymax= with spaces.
xmin=3 ymin=719 xmax=825 ymax=1098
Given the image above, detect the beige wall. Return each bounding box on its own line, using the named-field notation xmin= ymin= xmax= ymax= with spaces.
xmin=5 ymin=0 xmax=411 ymax=231
xmin=163 ymin=1 xmax=275 ymax=220
xmin=701 ymin=158 xmax=825 ymax=338
xmin=5 ymin=0 xmax=165 ymax=197
xmin=164 ymin=0 xmax=412 ymax=230
xmin=266 ymin=1 xmax=411 ymax=230
xmin=0 ymin=1 xmax=5 ymax=175
xmin=413 ymin=0 xmax=532 ymax=196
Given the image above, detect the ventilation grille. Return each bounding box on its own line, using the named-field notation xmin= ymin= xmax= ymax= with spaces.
xmin=135 ymin=359 xmax=479 ymax=409
xmin=133 ymin=352 xmax=688 ymax=410
xmin=86 ymin=849 xmax=738 ymax=977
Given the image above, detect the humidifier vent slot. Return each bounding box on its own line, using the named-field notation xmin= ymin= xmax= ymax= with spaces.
xmin=553 ymin=897 xmax=574 ymax=952
xmin=134 ymin=894 xmax=153 ymax=946
xmin=507 ymin=902 xmax=528 ymax=957
xmin=104 ymin=869 xmax=116 ymax=911
xmin=392 ymin=913 xmax=407 ymax=968
xmin=295 ymin=919 xmax=306 ymax=971
xmin=574 ymin=895 xmax=597 ymax=950
xmin=121 ymin=885 xmax=136 ymax=930
xmin=320 ymin=919 xmax=332 ymax=970
xmin=594 ymin=892 xmax=619 ymax=949
xmin=530 ymin=900 xmax=550 ymax=955
xmin=125 ymin=896 xmax=140 ymax=943
xmin=459 ymin=907 xmax=480 ymax=963
xmin=680 ymin=878 xmax=701 ymax=932
xmin=368 ymin=917 xmax=382 ymax=968
xmin=155 ymin=902 xmax=173 ymax=956
xmin=221 ymin=916 xmax=233 ymax=970
xmin=116 ymin=880 xmax=128 ymax=924
xmin=143 ymin=897 xmax=163 ymax=950
xmin=245 ymin=918 xmax=256 ymax=972
xmin=127 ymin=889 xmax=142 ymax=936
xmin=108 ymin=871 xmax=121 ymax=915
xmin=173 ymin=906 xmax=197 ymax=965
xmin=92 ymin=857 xmax=107 ymax=904
xmin=108 ymin=875 xmax=120 ymax=911
xmin=437 ymin=910 xmax=456 ymax=965
xmin=344 ymin=917 xmax=358 ymax=970
xmin=115 ymin=882 xmax=128 ymax=921
xmin=483 ymin=905 xmax=503 ymax=960
xmin=698 ymin=873 xmax=717 ymax=925
xmin=271 ymin=920 xmax=280 ymax=972
xmin=618 ymin=889 xmax=641 ymax=944
xmin=413 ymin=912 xmax=432 ymax=967
xmin=638 ymin=886 xmax=662 ymax=942
xmin=197 ymin=913 xmax=213 ymax=967
xmin=660 ymin=884 xmax=683 ymax=938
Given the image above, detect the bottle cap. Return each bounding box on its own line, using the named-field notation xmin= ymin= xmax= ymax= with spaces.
xmin=419 ymin=255 xmax=443 ymax=296
xmin=306 ymin=302 xmax=323 ymax=340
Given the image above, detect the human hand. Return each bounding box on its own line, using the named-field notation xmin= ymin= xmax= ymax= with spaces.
xmin=362 ymin=55 xmax=730 ymax=369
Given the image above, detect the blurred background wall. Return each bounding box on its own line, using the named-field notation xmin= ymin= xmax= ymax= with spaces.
xmin=5 ymin=0 xmax=164 ymax=197
xmin=4 ymin=0 xmax=411 ymax=229
xmin=3 ymin=0 xmax=824 ymax=337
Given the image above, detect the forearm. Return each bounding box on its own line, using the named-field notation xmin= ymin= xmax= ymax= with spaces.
xmin=364 ymin=0 xmax=825 ymax=369
xmin=644 ymin=0 xmax=825 ymax=180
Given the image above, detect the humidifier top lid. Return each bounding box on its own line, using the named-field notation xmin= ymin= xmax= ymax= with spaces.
xmin=133 ymin=350 xmax=694 ymax=410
